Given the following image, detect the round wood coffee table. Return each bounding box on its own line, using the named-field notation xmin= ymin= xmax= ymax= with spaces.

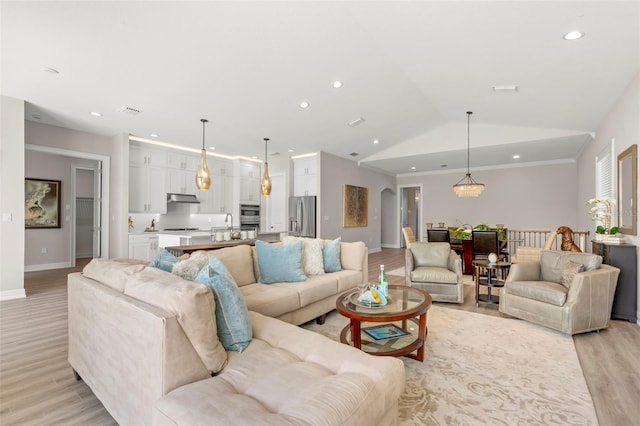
xmin=336 ymin=285 xmax=432 ymax=362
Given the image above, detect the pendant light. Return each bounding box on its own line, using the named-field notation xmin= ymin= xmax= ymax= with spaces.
xmin=195 ymin=119 xmax=211 ymax=190
xmin=260 ymin=137 xmax=272 ymax=196
xmin=453 ymin=111 xmax=485 ymax=197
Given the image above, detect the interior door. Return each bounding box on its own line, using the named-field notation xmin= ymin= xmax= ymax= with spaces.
xmin=266 ymin=173 xmax=286 ymax=233
xmin=93 ymin=163 xmax=102 ymax=257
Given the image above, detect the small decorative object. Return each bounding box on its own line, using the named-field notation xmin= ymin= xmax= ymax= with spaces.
xmin=426 ymin=223 xmax=433 ymax=229
xmin=438 ymin=222 xmax=445 ymax=228
xmin=378 ymin=264 xmax=388 ymax=296
xmin=357 ymin=289 xmax=387 ymax=307
xmin=195 ymin=118 xmax=211 ymax=190
xmin=128 ymin=216 xmax=134 ymax=231
xmin=25 ymin=178 xmax=61 ymax=229
xmin=556 ymin=226 xmax=582 ymax=252
xmin=488 ymin=252 xmax=498 ymax=263
xmin=453 ymin=111 xmax=485 ymax=197
xmin=260 ymin=138 xmax=272 ymax=196
xmin=586 ymin=197 xmax=618 ymax=236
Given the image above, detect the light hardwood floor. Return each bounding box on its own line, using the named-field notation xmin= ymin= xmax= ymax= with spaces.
xmin=1 ymin=249 xmax=638 ymax=425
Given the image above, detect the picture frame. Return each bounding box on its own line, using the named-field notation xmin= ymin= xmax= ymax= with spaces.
xmin=343 ymin=184 xmax=368 ymax=227
xmin=25 ymin=178 xmax=62 ymax=229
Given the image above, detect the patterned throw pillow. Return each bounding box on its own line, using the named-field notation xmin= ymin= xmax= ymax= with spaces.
xmin=323 ymin=237 xmax=342 ymax=273
xmin=561 ymin=261 xmax=585 ymax=288
xmin=255 ymin=240 xmax=307 ymax=284
xmin=148 ymin=248 xmax=178 ymax=272
xmin=282 ymin=236 xmax=325 ymax=275
xmin=195 ymin=256 xmax=252 ymax=352
xmin=171 ymin=251 xmax=209 ymax=281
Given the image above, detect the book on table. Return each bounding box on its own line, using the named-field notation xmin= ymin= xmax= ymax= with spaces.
xmin=362 ymin=324 xmax=410 ymax=341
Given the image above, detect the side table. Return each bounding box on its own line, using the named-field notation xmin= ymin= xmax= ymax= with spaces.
xmin=473 ymin=260 xmax=511 ymax=307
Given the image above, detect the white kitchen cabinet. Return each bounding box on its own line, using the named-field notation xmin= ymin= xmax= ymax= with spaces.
xmin=167 ymin=169 xmax=198 ymax=195
xmin=128 ymin=234 xmax=159 ymax=262
xmin=203 ymin=175 xmax=233 ymax=214
xmin=211 ymin=157 xmax=233 ymax=176
xmin=266 ymin=173 xmax=287 ymax=233
xmin=239 ymin=160 xmax=261 ymax=178
xmin=130 ymin=144 xmax=168 ymax=167
xmin=293 ymin=155 xmax=318 ymax=196
xmin=129 ymin=163 xmax=167 ymax=213
xmin=167 ymin=151 xmax=200 ymax=171
xmin=240 ymin=160 xmax=261 ymax=203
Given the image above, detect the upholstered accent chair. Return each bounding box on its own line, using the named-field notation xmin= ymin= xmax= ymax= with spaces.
xmin=405 ymin=242 xmax=464 ymax=303
xmin=499 ymin=250 xmax=620 ymax=335
xmin=427 ymin=229 xmax=450 ymax=243
xmin=402 ymin=226 xmax=417 ymax=246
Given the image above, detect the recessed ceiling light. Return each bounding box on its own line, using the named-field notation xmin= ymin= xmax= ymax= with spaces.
xmin=513 ymin=154 xmax=521 ymax=159
xmin=564 ymin=31 xmax=584 ymax=40
xmin=208 ymin=146 xmax=215 ymax=150
xmin=288 ymin=149 xmax=294 ymax=153
xmin=150 ymin=133 xmax=159 ymax=138
xmin=90 ymin=111 xmax=102 ymax=117
xmin=252 ymin=156 xmax=258 ymax=159
xmin=440 ymin=164 xmax=448 ymax=168
xmin=411 ymin=166 xmax=417 ymax=171
xmin=333 ymin=81 xmax=343 ymax=89
xmin=43 ymin=67 xmax=59 ymax=74
xmin=373 ymin=139 xmax=379 ymax=144
xmin=300 ymin=101 xmax=309 ymax=109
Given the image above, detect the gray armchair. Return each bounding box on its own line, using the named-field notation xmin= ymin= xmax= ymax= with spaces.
xmin=499 ymin=250 xmax=620 ymax=335
xmin=405 ymin=242 xmax=464 ymax=303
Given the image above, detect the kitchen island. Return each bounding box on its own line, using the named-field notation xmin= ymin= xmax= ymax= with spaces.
xmin=165 ymin=239 xmax=257 ymax=256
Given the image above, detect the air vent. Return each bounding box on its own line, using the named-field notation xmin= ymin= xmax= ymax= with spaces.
xmin=349 ymin=152 xmax=360 ymax=157
xmin=347 ymin=117 xmax=366 ymax=127
xmin=118 ymin=106 xmax=142 ymax=116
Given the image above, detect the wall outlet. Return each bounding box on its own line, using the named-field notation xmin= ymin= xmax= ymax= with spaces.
xmin=323 ymin=215 xmax=329 ymax=221
xmin=41 ymin=248 xmax=47 ymax=254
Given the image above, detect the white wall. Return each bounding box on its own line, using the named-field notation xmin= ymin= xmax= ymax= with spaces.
xmin=576 ymin=71 xmax=640 ymax=323
xmin=319 ymin=152 xmax=396 ymax=251
xmin=25 ymin=121 xmax=130 ymax=258
xmin=398 ymin=162 xmax=579 ymax=239
xmin=0 ymin=96 xmax=26 ymax=300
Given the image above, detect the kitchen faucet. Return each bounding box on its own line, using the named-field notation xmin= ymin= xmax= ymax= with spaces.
xmin=225 ymin=213 xmax=233 ymax=230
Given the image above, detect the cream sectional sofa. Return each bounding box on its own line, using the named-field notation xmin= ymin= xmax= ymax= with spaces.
xmin=68 ymin=240 xmax=406 ymax=425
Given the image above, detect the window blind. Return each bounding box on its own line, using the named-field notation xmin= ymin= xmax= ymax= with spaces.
xmin=595 ymin=141 xmax=614 ymax=199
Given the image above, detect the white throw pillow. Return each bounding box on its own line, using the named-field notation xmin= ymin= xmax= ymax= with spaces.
xmin=282 ymin=236 xmax=325 ymax=275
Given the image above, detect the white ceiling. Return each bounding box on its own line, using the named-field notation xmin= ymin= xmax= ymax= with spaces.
xmin=2 ymin=1 xmax=639 ymax=175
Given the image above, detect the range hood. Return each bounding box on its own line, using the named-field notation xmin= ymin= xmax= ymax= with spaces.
xmin=167 ymin=193 xmax=200 ymax=204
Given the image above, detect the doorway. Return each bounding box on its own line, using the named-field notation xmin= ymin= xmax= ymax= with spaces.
xmin=73 ymin=165 xmax=101 ymax=261
xmin=400 ymin=186 xmax=421 ymax=247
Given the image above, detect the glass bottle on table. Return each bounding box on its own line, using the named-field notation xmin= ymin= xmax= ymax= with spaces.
xmin=378 ymin=264 xmax=388 ymax=296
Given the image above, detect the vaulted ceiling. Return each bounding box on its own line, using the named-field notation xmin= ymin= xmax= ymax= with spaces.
xmin=2 ymin=1 xmax=638 ymax=175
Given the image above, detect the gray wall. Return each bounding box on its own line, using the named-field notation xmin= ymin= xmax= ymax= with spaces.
xmin=398 ymin=162 xmax=578 ymax=241
xmin=576 ymin=71 xmax=639 ymax=322
xmin=319 ymin=152 xmax=396 ymax=251
xmin=25 ymin=121 xmax=130 ymax=259
xmin=24 ymin=150 xmax=97 ymax=269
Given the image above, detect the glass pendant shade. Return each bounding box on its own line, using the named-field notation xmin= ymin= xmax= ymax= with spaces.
xmin=261 ymin=137 xmax=272 ymax=195
xmin=453 ymin=111 xmax=484 ymax=197
xmin=196 ymin=119 xmax=211 ymax=190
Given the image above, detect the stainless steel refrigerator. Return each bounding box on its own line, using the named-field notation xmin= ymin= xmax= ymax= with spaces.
xmin=289 ymin=196 xmax=316 ymax=238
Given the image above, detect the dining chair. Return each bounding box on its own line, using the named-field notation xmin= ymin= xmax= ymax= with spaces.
xmin=472 ymin=230 xmax=501 ymax=280
xmin=402 ymin=227 xmax=417 ymax=246
xmin=427 ymin=229 xmax=450 ymax=243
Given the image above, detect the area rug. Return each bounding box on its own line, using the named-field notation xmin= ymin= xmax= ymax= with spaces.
xmin=302 ymin=306 xmax=597 ymax=425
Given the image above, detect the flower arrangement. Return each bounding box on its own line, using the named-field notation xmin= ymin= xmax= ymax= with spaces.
xmin=586 ymin=197 xmax=618 ymax=235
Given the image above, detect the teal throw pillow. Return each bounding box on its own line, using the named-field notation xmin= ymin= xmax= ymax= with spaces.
xmin=195 ymin=256 xmax=252 ymax=352
xmin=323 ymin=237 xmax=342 ymax=273
xmin=148 ymin=248 xmax=178 ymax=272
xmin=255 ymin=240 xmax=307 ymax=284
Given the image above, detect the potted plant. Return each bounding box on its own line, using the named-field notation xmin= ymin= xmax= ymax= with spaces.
xmin=587 ymin=197 xmax=618 ymax=239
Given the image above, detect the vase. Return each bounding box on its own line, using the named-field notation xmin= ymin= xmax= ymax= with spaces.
xmin=595 ymin=234 xmax=604 ymax=241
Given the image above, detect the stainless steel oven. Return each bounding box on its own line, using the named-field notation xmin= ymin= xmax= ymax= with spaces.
xmin=240 ymin=204 xmax=260 ymax=230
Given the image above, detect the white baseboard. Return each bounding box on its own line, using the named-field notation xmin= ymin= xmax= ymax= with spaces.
xmin=368 ymin=247 xmax=381 ymax=254
xmin=76 ymin=252 xmax=93 ymax=258
xmin=380 ymin=243 xmax=399 ymax=248
xmin=24 ymin=262 xmax=72 ymax=272
xmin=0 ymin=288 xmax=26 ymax=301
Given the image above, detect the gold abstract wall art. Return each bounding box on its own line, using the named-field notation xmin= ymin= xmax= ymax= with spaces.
xmin=343 ymin=184 xmax=368 ymax=227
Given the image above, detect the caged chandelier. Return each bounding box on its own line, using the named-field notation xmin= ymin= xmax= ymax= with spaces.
xmin=453 ymin=111 xmax=485 ymax=197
